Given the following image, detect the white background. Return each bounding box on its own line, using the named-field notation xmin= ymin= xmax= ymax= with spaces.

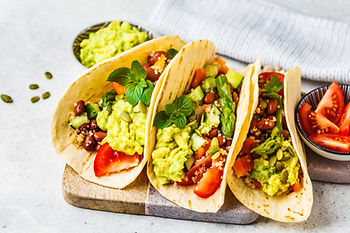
xmin=0 ymin=0 xmax=349 ymax=232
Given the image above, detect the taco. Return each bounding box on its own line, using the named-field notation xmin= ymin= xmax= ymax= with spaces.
xmin=227 ymin=64 xmax=313 ymax=222
xmin=51 ymin=35 xmax=186 ymax=189
xmin=145 ymin=40 xmax=257 ymax=212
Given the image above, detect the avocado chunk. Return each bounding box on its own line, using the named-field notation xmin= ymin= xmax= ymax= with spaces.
xmin=201 ymin=76 xmax=216 ymax=93
xmin=226 ymin=69 xmax=243 ymax=89
xmin=85 ymin=103 xmax=100 ymax=119
xmin=198 ymin=105 xmax=221 ymax=134
xmin=204 ymin=64 xmax=219 ymax=78
xmin=187 ymin=86 xmax=204 ymax=103
xmin=185 ymin=156 xmax=195 ymax=171
xmin=69 ymin=114 xmax=89 ymax=129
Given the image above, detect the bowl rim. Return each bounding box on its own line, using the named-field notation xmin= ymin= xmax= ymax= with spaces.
xmin=72 ymin=20 xmax=157 ymax=68
xmin=295 ymin=83 xmax=350 ymax=156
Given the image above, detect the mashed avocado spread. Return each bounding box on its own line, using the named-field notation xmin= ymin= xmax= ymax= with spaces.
xmin=96 ymin=98 xmax=147 ymax=155
xmin=152 ymin=124 xmax=193 ymax=184
xmin=80 ymin=21 xmax=148 ymax=68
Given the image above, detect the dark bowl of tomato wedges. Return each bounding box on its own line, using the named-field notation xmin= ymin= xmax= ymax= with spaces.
xmin=296 ymin=81 xmax=350 ymax=161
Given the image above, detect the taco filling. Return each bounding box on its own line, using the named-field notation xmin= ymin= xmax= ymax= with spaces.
xmin=152 ymin=57 xmax=244 ymax=198
xmin=233 ymin=71 xmax=302 ymax=196
xmin=68 ymin=49 xmax=178 ymax=177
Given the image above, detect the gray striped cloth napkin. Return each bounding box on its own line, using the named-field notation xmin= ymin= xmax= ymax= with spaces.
xmin=147 ymin=0 xmax=350 ymax=83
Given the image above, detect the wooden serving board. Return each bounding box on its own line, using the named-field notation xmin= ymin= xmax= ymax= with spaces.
xmin=62 ymin=166 xmax=259 ymax=224
xmin=62 ymin=148 xmax=350 ymax=224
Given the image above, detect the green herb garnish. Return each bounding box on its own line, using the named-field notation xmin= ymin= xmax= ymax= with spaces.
xmin=166 ymin=48 xmax=178 ymax=59
xmin=1 ymin=94 xmax=13 ymax=103
xmin=265 ymin=75 xmax=283 ymax=93
xmin=107 ymin=60 xmax=154 ymax=106
xmin=154 ymin=96 xmax=193 ymax=129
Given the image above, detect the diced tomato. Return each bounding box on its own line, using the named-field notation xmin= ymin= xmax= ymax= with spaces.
xmin=195 ymin=146 xmax=206 ymax=160
xmin=292 ymin=180 xmax=300 ymax=192
xmin=112 ymin=82 xmax=126 ymax=95
xmin=339 ymin=102 xmax=350 ymax=136
xmin=200 ymin=104 xmax=211 ymax=113
xmin=233 ymin=155 xmax=254 ymax=177
xmin=240 ymin=138 xmax=259 ymax=154
xmin=93 ymin=143 xmax=140 ymax=177
xmin=309 ymin=133 xmax=350 ymax=153
xmin=259 ymin=72 xmax=285 ymax=96
xmin=177 ymin=154 xmax=212 ymax=186
xmin=215 ymin=56 xmax=226 ymax=66
xmin=219 ymin=64 xmax=229 ymax=74
xmin=252 ymin=179 xmax=262 ymax=189
xmin=191 ymin=68 xmax=206 ymax=88
xmin=217 ymin=135 xmax=225 ymax=147
xmin=194 ymin=166 xmax=223 ymax=198
xmin=315 ymin=81 xmax=344 ymax=125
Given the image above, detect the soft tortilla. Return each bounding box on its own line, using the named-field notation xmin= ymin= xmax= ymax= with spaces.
xmin=227 ymin=65 xmax=313 ymax=222
xmin=145 ymin=40 xmax=256 ymax=212
xmin=51 ymin=36 xmax=186 ymax=189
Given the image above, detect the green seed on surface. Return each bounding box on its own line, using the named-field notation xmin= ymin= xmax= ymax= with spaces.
xmin=1 ymin=94 xmax=13 ymax=103
xmin=31 ymin=96 xmax=40 ymax=103
xmin=281 ymin=169 xmax=289 ymax=184
xmin=42 ymin=92 xmax=50 ymax=99
xmin=120 ymin=112 xmax=131 ymax=122
xmin=281 ymin=152 xmax=291 ymax=161
xmin=276 ymin=162 xmax=284 ymax=171
xmin=269 ymin=156 xmax=277 ymax=166
xmin=45 ymin=72 xmax=53 ymax=79
xmin=276 ymin=149 xmax=283 ymax=160
xmin=29 ymin=84 xmax=39 ymax=90
xmin=259 ymin=100 xmax=267 ymax=110
xmin=138 ymin=101 xmax=148 ymax=114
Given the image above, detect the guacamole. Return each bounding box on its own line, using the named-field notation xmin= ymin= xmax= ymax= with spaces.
xmin=152 ymin=124 xmax=193 ymax=184
xmin=80 ymin=21 xmax=148 ymax=68
xmin=96 ymin=98 xmax=147 ymax=155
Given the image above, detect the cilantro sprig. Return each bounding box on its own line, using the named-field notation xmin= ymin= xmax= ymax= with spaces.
xmin=154 ymin=96 xmax=193 ymax=129
xmin=107 ymin=60 xmax=154 ymax=106
xmin=265 ymin=75 xmax=283 ymax=93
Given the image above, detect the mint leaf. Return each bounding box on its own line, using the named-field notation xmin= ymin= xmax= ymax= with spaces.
xmin=140 ymin=80 xmax=154 ymax=106
xmin=171 ymin=112 xmax=187 ymax=129
xmin=130 ymin=60 xmax=146 ymax=82
xmin=165 ymin=103 xmax=176 ymax=116
xmin=265 ymin=75 xmax=283 ymax=93
xmin=166 ymin=48 xmax=178 ymax=59
xmin=125 ymin=83 xmax=143 ymax=106
xmin=107 ymin=67 xmax=130 ymax=85
xmin=172 ymin=96 xmax=193 ymax=117
xmin=154 ymin=111 xmax=172 ymax=129
xmin=138 ymin=78 xmax=148 ymax=88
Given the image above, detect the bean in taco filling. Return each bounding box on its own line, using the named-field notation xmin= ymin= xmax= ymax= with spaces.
xmin=68 ymin=49 xmax=177 ymax=177
xmin=152 ymin=57 xmax=244 ymax=198
xmin=233 ymin=70 xmax=302 ymax=197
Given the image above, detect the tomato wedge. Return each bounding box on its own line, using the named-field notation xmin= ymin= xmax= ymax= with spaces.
xmin=177 ymin=154 xmax=212 ymax=186
xmin=112 ymin=82 xmax=126 ymax=95
xmin=233 ymin=155 xmax=254 ymax=177
xmin=339 ymin=102 xmax=350 ymax=136
xmin=94 ymin=143 xmax=140 ymax=177
xmin=315 ymin=81 xmax=344 ymax=124
xmin=309 ymin=134 xmax=350 ymax=153
xmin=299 ymin=102 xmax=339 ymax=135
xmin=194 ymin=166 xmax=223 ymax=198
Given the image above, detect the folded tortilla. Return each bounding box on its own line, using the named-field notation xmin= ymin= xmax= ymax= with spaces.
xmin=227 ymin=63 xmax=313 ymax=222
xmin=145 ymin=40 xmax=256 ymax=212
xmin=51 ymin=36 xmax=186 ymax=189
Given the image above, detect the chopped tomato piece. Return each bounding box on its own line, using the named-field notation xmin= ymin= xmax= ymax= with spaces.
xmin=233 ymin=155 xmax=254 ymax=177
xmin=112 ymin=82 xmax=126 ymax=95
xmin=214 ymin=56 xmax=226 ymax=65
xmin=215 ymin=56 xmax=229 ymax=74
xmin=299 ymin=103 xmax=315 ymax=135
xmin=194 ymin=166 xmax=223 ymax=198
xmin=315 ymin=81 xmax=344 ymax=125
xmin=217 ymin=135 xmax=225 ymax=147
xmin=195 ymin=146 xmax=206 ymax=160
xmin=191 ymin=68 xmax=206 ymax=88
xmin=200 ymin=104 xmax=211 ymax=113
xmin=309 ymin=134 xmax=350 ymax=153
xmin=252 ymin=179 xmax=262 ymax=189
xmin=240 ymin=138 xmax=259 ymax=154
xmin=93 ymin=143 xmax=140 ymax=177
xmin=177 ymin=154 xmax=212 ymax=186
xmin=339 ymin=102 xmax=350 ymax=136
xmin=292 ymin=180 xmax=300 ymax=192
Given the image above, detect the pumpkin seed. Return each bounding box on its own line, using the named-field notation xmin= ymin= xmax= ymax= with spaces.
xmin=45 ymin=72 xmax=53 ymax=79
xmin=42 ymin=92 xmax=50 ymax=99
xmin=120 ymin=112 xmax=131 ymax=122
xmin=276 ymin=162 xmax=284 ymax=171
xmin=276 ymin=149 xmax=283 ymax=160
xmin=139 ymin=101 xmax=148 ymax=114
xmin=259 ymin=100 xmax=267 ymax=110
xmin=269 ymin=156 xmax=277 ymax=166
xmin=1 ymin=94 xmax=13 ymax=103
xmin=281 ymin=152 xmax=291 ymax=161
xmin=281 ymin=169 xmax=289 ymax=184
xmin=31 ymin=96 xmax=40 ymax=103
xmin=29 ymin=84 xmax=39 ymax=90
